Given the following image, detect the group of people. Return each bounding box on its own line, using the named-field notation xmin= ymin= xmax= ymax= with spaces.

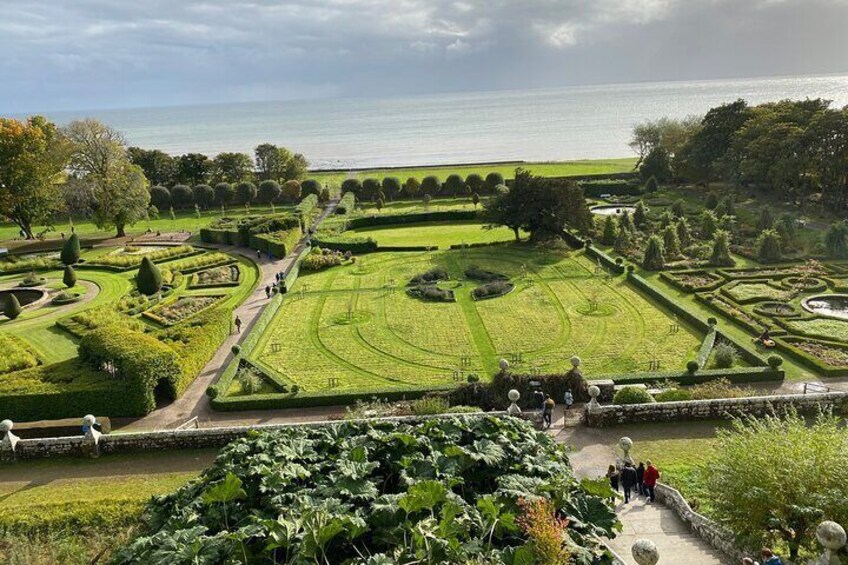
xmin=606 ymin=460 xmax=660 ymax=503
xmin=532 ymin=388 xmax=575 ymax=429
xmin=742 ymin=549 xmax=783 ymax=565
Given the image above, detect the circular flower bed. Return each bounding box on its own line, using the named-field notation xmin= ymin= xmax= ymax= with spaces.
xmin=781 ymin=276 xmax=827 ymax=293
xmin=17 ymin=275 xmax=46 ymax=287
xmin=51 ymin=291 xmax=82 ymax=305
xmin=754 ymin=301 xmax=800 ymax=318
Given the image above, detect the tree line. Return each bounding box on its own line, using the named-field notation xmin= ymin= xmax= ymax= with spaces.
xmin=340 ymin=172 xmax=505 ymax=203
xmin=0 ymin=116 xmax=312 ymax=238
xmin=632 ymin=98 xmax=848 ymax=211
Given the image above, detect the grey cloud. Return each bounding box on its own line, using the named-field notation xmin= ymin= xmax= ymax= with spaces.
xmin=1 ymin=0 xmax=847 ymax=112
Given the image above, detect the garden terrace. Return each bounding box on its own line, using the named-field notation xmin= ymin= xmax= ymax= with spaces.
xmin=211 ymin=245 xmax=705 ymax=409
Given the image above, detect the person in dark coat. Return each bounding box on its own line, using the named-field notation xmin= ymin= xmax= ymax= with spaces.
xmin=636 ymin=462 xmax=646 ymax=495
xmin=620 ymin=462 xmax=638 ymax=503
xmin=533 ymin=389 xmax=545 ymax=411
xmin=606 ymin=464 xmax=619 ymax=494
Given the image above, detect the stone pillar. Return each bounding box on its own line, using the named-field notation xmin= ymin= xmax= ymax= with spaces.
xmin=0 ymin=420 xmax=19 ymax=462
xmin=809 ymin=521 xmax=846 ymax=565
xmin=82 ymin=414 xmax=102 ymax=458
xmin=585 ymin=385 xmax=604 ymax=427
xmin=631 ymin=539 xmax=659 ymax=565
xmin=507 ymin=389 xmax=521 ymax=416
xmin=498 ymin=358 xmax=510 ymax=374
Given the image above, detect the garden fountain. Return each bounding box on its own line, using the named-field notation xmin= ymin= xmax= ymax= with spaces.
xmin=0 ymin=288 xmax=47 ymax=310
xmin=802 ymin=294 xmax=848 ymax=321
xmin=590 ymin=204 xmax=637 ymax=216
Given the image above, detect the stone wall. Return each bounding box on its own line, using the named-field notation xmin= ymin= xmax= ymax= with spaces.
xmin=585 ymin=391 xmax=848 ymax=427
xmin=655 ymin=483 xmax=746 ymax=563
xmin=1 ymin=411 xmax=511 ymax=461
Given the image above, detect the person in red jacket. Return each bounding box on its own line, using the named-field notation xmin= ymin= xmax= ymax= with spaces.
xmin=643 ymin=460 xmax=660 ymax=502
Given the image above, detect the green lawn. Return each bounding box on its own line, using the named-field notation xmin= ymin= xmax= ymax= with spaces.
xmin=342 ymin=221 xmax=522 ymax=249
xmin=308 ymin=157 xmax=637 ymax=190
xmin=251 ymin=246 xmax=702 ymax=393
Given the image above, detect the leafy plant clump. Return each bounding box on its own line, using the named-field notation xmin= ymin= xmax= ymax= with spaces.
xmin=711 ymin=342 xmax=738 ymax=369
xmin=472 ymin=280 xmax=515 ymax=300
xmin=408 ymin=267 xmax=448 ymax=286
xmin=302 ymin=247 xmax=345 ymax=272
xmin=112 ymin=417 xmax=618 ymax=564
xmin=465 ymin=265 xmax=509 ymax=282
xmin=612 ymin=386 xmax=655 ymax=405
xmin=406 ymin=284 xmax=455 ymax=302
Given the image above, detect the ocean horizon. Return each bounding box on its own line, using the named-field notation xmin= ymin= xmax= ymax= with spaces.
xmin=25 ymin=73 xmax=848 ymax=170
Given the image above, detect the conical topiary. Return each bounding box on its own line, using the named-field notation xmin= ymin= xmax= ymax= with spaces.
xmin=642 ymin=235 xmax=665 ymax=271
xmin=633 ymin=201 xmax=648 ymax=228
xmin=663 ymin=225 xmax=681 ymax=257
xmin=757 ymin=229 xmax=782 ymax=263
xmin=61 ymin=233 xmax=81 ymax=265
xmin=63 ymin=265 xmax=77 ymax=288
xmin=601 ymin=215 xmax=617 ymax=245
xmin=3 ymin=294 xmax=22 ymax=319
xmin=709 ymin=230 xmax=735 ymax=267
xmin=137 ymin=256 xmax=163 ymax=295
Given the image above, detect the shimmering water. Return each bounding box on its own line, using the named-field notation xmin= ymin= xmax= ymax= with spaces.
xmin=34 ymin=74 xmax=848 ymax=169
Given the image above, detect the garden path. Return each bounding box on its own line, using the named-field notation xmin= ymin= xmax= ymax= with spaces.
xmin=555 ymin=424 xmax=727 ymax=565
xmin=121 ymin=201 xmax=340 ymax=431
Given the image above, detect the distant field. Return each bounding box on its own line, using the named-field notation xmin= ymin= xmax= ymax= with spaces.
xmin=342 ymin=221 xmax=522 ymax=249
xmin=308 ymin=157 xmax=637 ymax=189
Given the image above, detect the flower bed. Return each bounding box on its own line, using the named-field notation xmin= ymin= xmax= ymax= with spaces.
xmin=660 ymin=270 xmax=725 ymax=293
xmin=83 ymin=245 xmax=200 ymax=270
xmin=142 ymin=295 xmax=224 ymax=326
xmin=784 ymin=317 xmax=848 ymax=342
xmin=472 ymin=280 xmax=515 ymax=300
xmin=50 ymin=291 xmax=82 ymax=305
xmin=189 ymin=264 xmax=242 ymax=288
xmin=722 ymin=281 xmax=789 ymax=304
xmin=753 ymin=301 xmax=800 ymax=318
xmin=780 ymin=276 xmax=828 ymax=293
xmin=406 ymin=284 xmax=456 ymax=302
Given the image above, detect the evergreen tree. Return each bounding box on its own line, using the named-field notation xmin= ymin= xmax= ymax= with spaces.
xmin=824 ymin=222 xmax=848 ymax=259
xmin=3 ymin=294 xmax=21 ymax=319
xmin=700 ymin=210 xmax=718 ymax=239
xmin=642 ymin=235 xmax=665 ymax=271
xmin=704 ymin=192 xmax=719 ymax=210
xmin=676 ymin=217 xmax=692 ymax=247
xmin=136 ymin=256 xmax=163 ymax=295
xmin=61 ymin=233 xmax=81 ymax=265
xmin=716 ymin=195 xmax=735 ymax=217
xmin=614 ymin=223 xmax=632 ymax=254
xmin=756 ymin=207 xmax=774 ymax=231
xmin=644 ymin=176 xmax=659 ymax=193
xmin=671 ymin=199 xmax=686 ymax=218
xmin=601 ymin=215 xmax=617 ymax=245
xmin=633 ymin=201 xmax=648 ymax=228
xmin=709 ymin=230 xmax=735 ymax=267
xmin=663 ymin=225 xmax=681 ymax=257
xmin=63 ymin=265 xmax=77 ymax=288
xmin=776 ymin=213 xmax=797 ymax=243
xmin=756 ymin=229 xmax=782 ymax=263
xmin=718 ymin=214 xmax=737 ymax=235
xmin=659 ymin=209 xmax=675 ymax=229
xmin=619 ymin=210 xmax=636 ymax=233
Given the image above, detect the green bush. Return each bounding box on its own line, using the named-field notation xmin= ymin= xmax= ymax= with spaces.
xmin=756 ymin=229 xmax=782 ymax=263
xmin=654 ymin=388 xmax=693 ymax=402
xmin=642 ymin=235 xmax=665 ymax=271
xmin=409 ymin=396 xmax=451 ymax=415
xmin=824 ymin=222 xmax=848 ymax=259
xmin=687 ymin=360 xmax=700 ymax=374
xmin=472 ymin=281 xmax=514 ymax=300
xmin=409 ymin=267 xmax=448 ymax=285
xmin=61 ymin=233 xmax=81 ymax=265
xmin=136 ymin=257 xmax=163 ymax=295
xmin=712 ymin=342 xmax=738 ymax=369
xmin=407 ymin=285 xmax=454 ymax=302
xmin=767 ymin=355 xmax=783 ymax=370
xmin=301 ymin=248 xmax=344 ymax=271
xmin=613 ymin=386 xmax=655 ymax=405
xmin=336 ymin=191 xmax=356 ymax=214
xmin=157 ymin=308 xmax=232 ymax=396
xmin=709 ymin=230 xmax=734 ymax=267
xmin=63 ymin=265 xmax=77 ymax=288
xmin=295 ymin=193 xmax=319 ymax=220
xmin=3 ymin=294 xmax=22 ymax=319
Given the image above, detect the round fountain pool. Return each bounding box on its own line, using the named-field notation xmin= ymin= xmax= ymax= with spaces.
xmin=802 ymin=294 xmax=848 ymax=321
xmin=0 ymin=288 xmax=47 ymax=311
xmin=591 ymin=204 xmax=637 ymax=216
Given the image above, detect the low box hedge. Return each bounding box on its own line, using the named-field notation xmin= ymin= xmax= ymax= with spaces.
xmin=250 ymin=227 xmax=302 ymax=258
xmin=158 ymin=307 xmax=233 ymax=395
xmin=607 ymin=366 xmax=784 ymax=385
xmin=579 ymin=180 xmax=643 ymax=198
xmin=311 ymin=235 xmax=378 ymax=253
xmin=336 ymin=191 xmax=356 ymax=214
xmin=347 ymin=210 xmax=479 ymax=229
xmin=775 ymin=336 xmax=848 ymax=377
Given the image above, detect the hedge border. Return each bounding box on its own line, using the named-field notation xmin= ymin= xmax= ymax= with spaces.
xmin=775 ymin=336 xmax=848 ymax=377
xmin=659 ymin=270 xmax=726 ymax=293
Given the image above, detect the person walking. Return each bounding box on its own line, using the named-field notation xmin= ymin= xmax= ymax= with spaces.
xmin=563 ymin=390 xmax=573 ymax=410
xmin=643 ymin=460 xmax=660 ymax=502
xmin=636 ymin=462 xmax=646 ymax=495
xmin=533 ymin=389 xmax=545 ymax=412
xmin=234 ymin=315 xmax=242 ymax=334
xmin=265 ymin=285 xmax=271 ymax=298
xmin=620 ymin=462 xmax=638 ymax=503
xmin=256 ymin=249 xmax=262 ymax=260
xmin=606 ymin=464 xmax=620 ymax=494
xmin=760 ymin=549 xmax=782 ymax=565
xmin=542 ymin=394 xmax=555 ymax=429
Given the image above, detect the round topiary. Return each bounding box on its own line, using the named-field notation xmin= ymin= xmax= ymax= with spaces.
xmin=231 ymin=345 xmax=241 ymax=356
xmin=63 ymin=265 xmax=77 ymax=288
xmin=136 ymin=256 xmax=163 ymax=295
xmin=613 ymin=386 xmax=655 ymax=405
xmin=686 ymin=360 xmax=699 ymax=374
xmin=615 ymin=257 xmax=623 ymax=265
xmin=61 ymin=233 xmax=81 ymax=265
xmin=3 ymin=294 xmax=22 ymax=319
xmin=767 ymin=355 xmax=783 ymax=370
xmin=626 ymin=265 xmax=635 ymax=273
xmin=707 ymin=317 xmax=718 ymax=326
xmin=584 ymin=238 xmax=593 ymax=246
xmin=466 ymin=373 xmax=480 ymax=383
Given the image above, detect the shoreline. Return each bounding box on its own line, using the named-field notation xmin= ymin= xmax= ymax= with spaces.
xmin=308 ymin=157 xmax=634 ymax=174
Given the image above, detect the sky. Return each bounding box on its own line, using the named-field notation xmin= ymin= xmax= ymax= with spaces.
xmin=2 ymin=0 xmax=848 ymax=113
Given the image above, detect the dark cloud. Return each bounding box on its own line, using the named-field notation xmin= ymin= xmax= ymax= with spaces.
xmin=1 ymin=0 xmax=847 ymax=112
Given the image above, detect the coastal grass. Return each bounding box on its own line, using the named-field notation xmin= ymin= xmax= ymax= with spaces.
xmin=250 ymin=246 xmax=702 ymax=394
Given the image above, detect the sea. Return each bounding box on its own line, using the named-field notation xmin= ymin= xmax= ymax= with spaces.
xmin=36 ymin=74 xmax=848 ymax=170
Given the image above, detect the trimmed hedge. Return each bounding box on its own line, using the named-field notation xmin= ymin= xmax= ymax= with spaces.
xmin=579 ymin=179 xmax=643 ymax=198
xmin=311 ymin=235 xmax=378 ymax=253
xmin=250 ymin=226 xmax=302 ymax=258
xmin=200 ymin=213 xmax=299 ymax=247
xmin=79 ymin=326 xmax=183 ymax=415
xmin=695 ymin=328 xmax=718 ymax=369
xmin=775 ymin=336 xmax=848 ymax=377
xmin=606 ymin=366 xmax=784 ymax=385
xmin=347 ymin=210 xmax=478 ymax=229
xmin=158 ymin=308 xmax=233 ymax=396
xmin=585 ymin=245 xmax=625 ymax=274
xmin=295 ymin=193 xmax=319 ymax=221
xmin=336 ymin=191 xmax=356 ymax=214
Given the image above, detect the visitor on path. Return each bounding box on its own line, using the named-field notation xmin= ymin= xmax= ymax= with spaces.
xmin=636 ymin=462 xmax=646 ymax=495
xmin=760 ymin=549 xmax=782 ymax=565
xmin=741 ymin=558 xmax=757 ymax=565
xmin=563 ymin=390 xmax=573 ymax=410
xmin=755 ymin=326 xmax=775 ymax=348
xmin=234 ymin=315 xmax=242 ymax=334
xmin=533 ymin=389 xmax=545 ymax=412
xmin=542 ymin=394 xmax=555 ymax=428
xmin=606 ymin=464 xmax=620 ymax=493
xmin=265 ymin=285 xmax=271 ymax=298
xmin=643 ymin=461 xmax=660 ymax=502
xmin=256 ymin=249 xmax=262 ymax=260
xmin=620 ymin=462 xmax=638 ymax=503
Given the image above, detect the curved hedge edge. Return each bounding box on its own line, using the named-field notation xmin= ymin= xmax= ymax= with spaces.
xmin=211 ymin=383 xmax=458 ymax=411
xmin=659 ymin=270 xmax=726 ymax=293
xmin=775 ymin=336 xmax=848 ymax=377
xmin=695 ymin=328 xmax=717 ymax=369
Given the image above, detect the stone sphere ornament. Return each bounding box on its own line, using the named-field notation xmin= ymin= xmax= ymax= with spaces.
xmin=588 ymin=385 xmax=600 ymax=399
xmin=499 ymin=359 xmax=510 ymax=371
xmin=816 ymin=520 xmax=847 ymax=564
xmin=506 ymin=389 xmax=522 ymax=415
xmin=631 ymin=539 xmax=659 ymax=565
xmin=0 ymin=420 xmax=12 ymax=434
xmin=570 ymin=355 xmax=581 ymax=368
xmin=508 ymin=389 xmax=520 ymax=402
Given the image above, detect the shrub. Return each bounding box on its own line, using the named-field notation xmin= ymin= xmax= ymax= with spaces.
xmin=381 ymin=176 xmax=402 ymax=198
xmin=484 ymin=172 xmax=504 ymax=193
xmin=171 ymin=184 xmax=194 ymax=208
xmin=231 ymin=345 xmax=241 ymax=356
xmin=614 ymin=224 xmax=632 ymax=253
xmin=613 ymin=386 xmax=655 ymax=405
xmin=336 ymin=191 xmax=356 ymax=214
xmin=767 ymin=355 xmax=783 ymax=370
xmin=406 ymin=285 xmax=454 ymax=302
xmin=421 ymin=175 xmax=440 ymax=195
xmin=464 ymin=265 xmax=508 ymax=282
xmin=705 ymin=192 xmax=719 ymax=209
xmin=619 ymin=209 xmax=635 ymax=233
xmin=295 ymin=193 xmax=319 ymax=220
xmin=257 ymin=180 xmax=281 ymax=204
xmin=214 ymin=182 xmax=234 ymax=206
xmin=633 ymin=201 xmax=648 ymax=227
xmin=712 ymin=342 xmax=738 ymax=369
xmin=716 ymin=195 xmax=735 ymax=217
xmin=700 ymin=210 xmax=718 ymax=239
xmin=361 ymin=178 xmax=381 ymax=200
xmin=671 ymin=199 xmax=686 ymax=218
xmin=642 ymin=236 xmax=665 ymax=271
xmin=341 ymin=178 xmax=361 ymax=195
xmin=675 ymin=217 xmax=692 ymax=247
xmin=709 ymin=230 xmax=734 ymax=267
xmin=662 ymin=225 xmax=681 ymax=257
xmin=410 ymin=396 xmax=450 ymax=415
xmin=63 ymin=265 xmax=77 ymax=288
xmin=193 ymin=184 xmax=215 ymax=209
xmin=756 ymin=207 xmax=774 ymax=231
xmin=61 ymin=233 xmax=81 ymax=265
xmin=149 ymin=185 xmax=171 ymax=210
xmin=824 ymin=222 xmax=848 ymax=259
xmin=472 ymin=281 xmax=514 ymax=300
xmin=687 ymin=360 xmax=699 ymax=374
xmin=237 ymin=368 xmax=263 ymax=395
xmin=689 ymin=378 xmax=753 ymax=400
xmin=281 ymin=180 xmax=301 ymax=202
xmin=301 ymin=248 xmax=344 ymax=272
xmin=111 ymin=417 xmax=617 ymax=564
xmin=301 ymin=179 xmax=321 ymax=196
xmin=3 ymin=294 xmax=22 ymax=319
xmin=409 ymin=267 xmax=448 ymax=285
xmin=136 ymin=257 xmax=163 ymax=295
xmin=756 ymin=229 xmax=782 ymax=263
xmin=654 ymin=388 xmax=693 ymax=402
xmin=444 ymin=173 xmax=465 ymax=196
xmin=600 ymin=215 xmax=617 ymax=245
xmin=644 ymin=176 xmax=659 ymax=193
